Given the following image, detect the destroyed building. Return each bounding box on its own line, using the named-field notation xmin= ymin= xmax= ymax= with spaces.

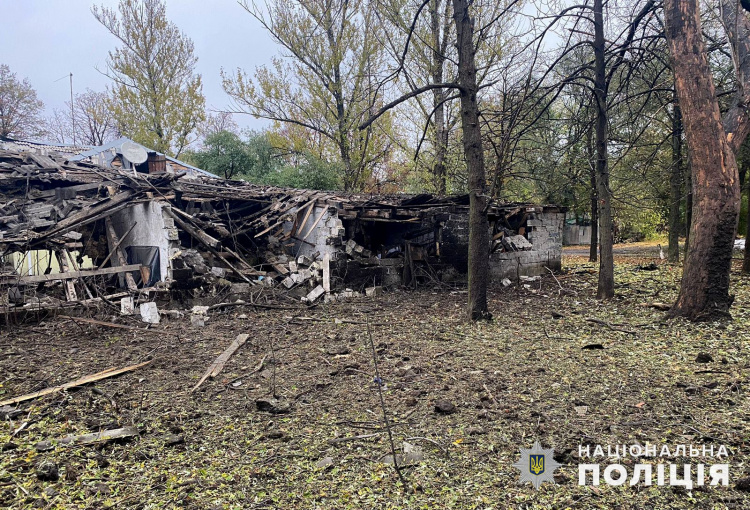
xmin=0 ymin=146 xmax=564 ymax=314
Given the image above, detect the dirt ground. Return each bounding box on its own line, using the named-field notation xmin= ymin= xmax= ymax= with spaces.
xmin=1 ymin=256 xmax=749 ymax=509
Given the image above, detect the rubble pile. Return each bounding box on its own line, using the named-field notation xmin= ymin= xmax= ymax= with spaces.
xmin=0 ymin=148 xmax=564 ymax=317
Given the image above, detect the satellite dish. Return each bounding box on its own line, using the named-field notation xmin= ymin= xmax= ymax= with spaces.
xmin=121 ymin=141 xmax=148 ymax=165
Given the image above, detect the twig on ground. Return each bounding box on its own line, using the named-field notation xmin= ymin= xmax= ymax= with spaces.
xmin=404 ymin=436 xmax=449 ymax=458
xmin=586 ymin=318 xmax=637 ymax=335
xmin=366 ymin=319 xmax=407 ymax=488
xmin=327 ymin=432 xmax=384 ymax=445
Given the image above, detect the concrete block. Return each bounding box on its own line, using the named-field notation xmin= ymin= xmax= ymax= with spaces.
xmin=365 ymin=286 xmax=383 ymax=297
xmin=304 ymin=285 xmax=325 ymax=303
xmin=210 ymin=266 xmax=227 ymax=278
xmin=140 ymin=302 xmax=160 ymax=324
xmin=121 ymin=297 xmax=134 ymax=315
xmin=230 ymin=283 xmax=251 ymax=295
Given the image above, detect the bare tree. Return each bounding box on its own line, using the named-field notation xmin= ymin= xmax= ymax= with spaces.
xmin=223 ymin=0 xmax=391 ymax=191
xmin=46 ymin=89 xmax=119 ymax=146
xmin=0 ymin=64 xmax=45 ymax=139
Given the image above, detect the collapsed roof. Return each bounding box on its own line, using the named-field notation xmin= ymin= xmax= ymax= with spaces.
xmin=0 ymin=148 xmax=564 ymax=312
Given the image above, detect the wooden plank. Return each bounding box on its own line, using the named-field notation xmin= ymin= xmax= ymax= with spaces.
xmin=58 ymin=426 xmax=139 ymax=447
xmin=0 ymin=360 xmax=153 ymax=407
xmin=58 ymin=315 xmax=163 ymax=335
xmin=96 ymin=222 xmax=137 ymax=269
xmin=301 ymin=207 xmax=328 ymax=240
xmin=191 ymin=334 xmax=249 ymax=392
xmin=63 ymin=248 xmax=93 ymax=300
xmin=37 ymin=182 xmax=103 ymax=198
xmin=56 ymin=250 xmax=78 ymax=301
xmin=322 ymin=252 xmax=331 ymax=292
xmin=0 ymin=264 xmax=142 ymax=285
xmin=105 ymin=217 xmax=138 ymax=291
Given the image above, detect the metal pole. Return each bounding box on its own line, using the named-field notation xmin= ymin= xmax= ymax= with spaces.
xmin=69 ymin=73 xmax=76 ymax=145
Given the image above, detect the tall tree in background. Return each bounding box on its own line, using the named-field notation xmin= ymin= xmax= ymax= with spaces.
xmin=362 ymin=0 xmax=523 ymax=319
xmin=223 ymin=0 xmax=391 ymax=191
xmin=93 ymin=0 xmax=205 ymax=157
xmin=0 ymin=64 xmax=45 ymax=139
xmin=664 ymin=0 xmax=750 ymax=320
xmin=47 ymin=89 xmax=119 ymax=146
xmin=200 ymin=112 xmax=239 ymax=140
xmin=535 ymin=0 xmax=659 ymax=299
xmin=379 ymin=0 xmax=458 ymax=194
xmin=190 ymin=131 xmax=254 ymax=180
xmin=667 ymin=98 xmax=683 ymax=263
xmin=453 ymin=0 xmax=491 ymax=319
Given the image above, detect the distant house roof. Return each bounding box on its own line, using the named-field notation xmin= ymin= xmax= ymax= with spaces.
xmin=0 ymin=137 xmax=92 ymax=156
xmin=70 ymin=136 xmax=216 ymax=179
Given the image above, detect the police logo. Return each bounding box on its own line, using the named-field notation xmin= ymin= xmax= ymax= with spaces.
xmin=530 ymin=454 xmax=544 ymax=475
xmin=513 ymin=441 xmax=561 ymax=489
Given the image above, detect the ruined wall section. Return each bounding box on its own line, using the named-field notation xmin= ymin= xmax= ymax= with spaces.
xmin=287 ymin=205 xmax=344 ymax=262
xmin=439 ymin=211 xmax=470 ymax=273
xmin=110 ymin=201 xmax=175 ymax=282
xmin=489 ymin=210 xmax=564 ymax=281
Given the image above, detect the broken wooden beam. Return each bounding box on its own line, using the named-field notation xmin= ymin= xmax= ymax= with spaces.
xmin=34 ymin=191 xmax=134 ymax=243
xmin=57 ymin=315 xmax=163 ymax=334
xmin=301 ymin=207 xmax=327 ymax=240
xmin=0 ymin=359 xmax=153 ymax=407
xmin=97 ymin=221 xmax=137 ymax=270
xmin=55 ymin=249 xmax=78 ymax=302
xmin=36 ymin=427 xmax=139 ymax=451
xmin=191 ymin=334 xmax=249 ymax=392
xmin=105 ymin=217 xmax=138 ymax=291
xmin=164 ymin=208 xmax=252 ymax=284
xmin=63 ymin=248 xmax=94 ymax=300
xmin=0 ymin=264 xmax=142 ymax=285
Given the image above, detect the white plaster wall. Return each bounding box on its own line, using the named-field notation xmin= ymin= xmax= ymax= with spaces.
xmin=285 ymin=205 xmax=342 ymax=262
xmin=110 ymin=201 xmax=170 ymax=282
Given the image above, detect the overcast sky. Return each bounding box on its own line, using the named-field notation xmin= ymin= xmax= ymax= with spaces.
xmin=0 ymin=0 xmax=274 ymax=136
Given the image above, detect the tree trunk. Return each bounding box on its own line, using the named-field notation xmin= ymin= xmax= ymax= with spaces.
xmin=431 ymin=0 xmax=448 ymax=195
xmin=587 ymin=125 xmax=598 ymax=262
xmin=744 ymin=166 xmax=750 ymax=273
xmin=685 ymin=154 xmax=692 ymax=252
xmin=664 ymin=0 xmax=741 ymax=320
xmin=668 ymin=101 xmax=683 ymax=263
xmin=593 ymin=0 xmax=614 ymax=299
xmin=453 ymin=0 xmax=490 ymax=321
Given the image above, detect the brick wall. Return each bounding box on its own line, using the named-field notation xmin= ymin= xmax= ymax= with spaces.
xmin=441 ymin=212 xmax=470 ymax=272
xmin=489 ymin=211 xmax=564 ymax=280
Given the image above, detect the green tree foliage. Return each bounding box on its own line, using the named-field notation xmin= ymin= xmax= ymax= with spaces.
xmin=92 ymin=0 xmax=205 ymax=157
xmin=0 ymin=64 xmax=45 ymax=139
xmin=189 ymin=131 xmax=256 ymax=180
xmin=186 ymin=130 xmax=340 ymax=190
